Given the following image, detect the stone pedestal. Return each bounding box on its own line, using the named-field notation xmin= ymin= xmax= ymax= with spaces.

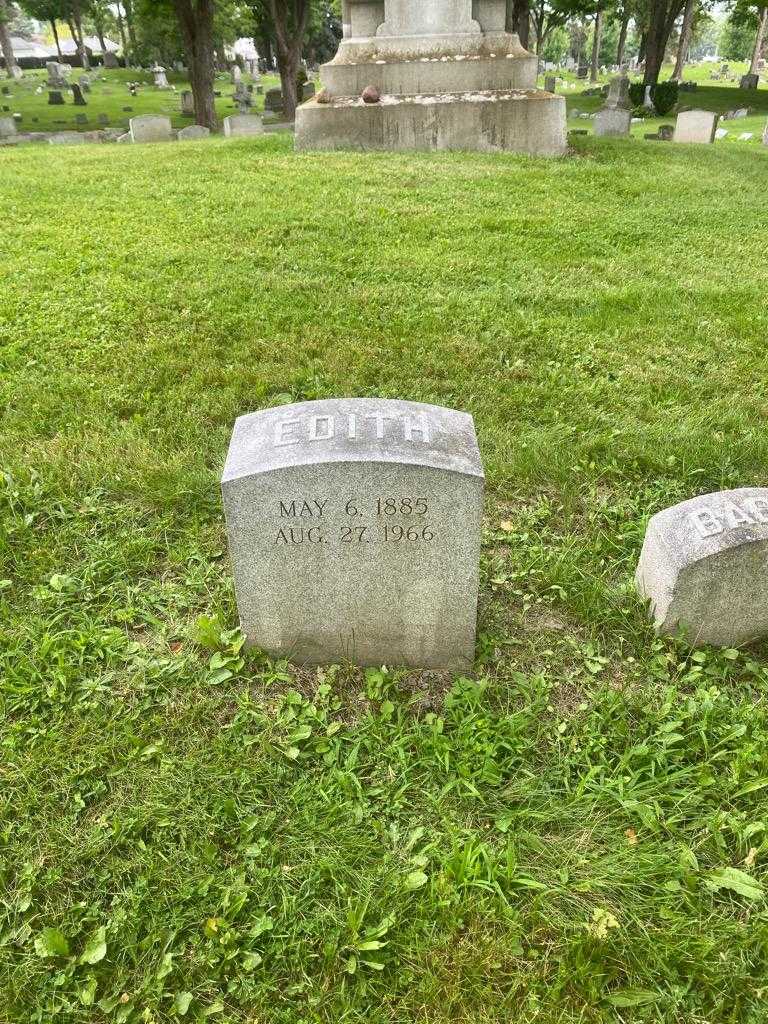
xmin=296 ymin=0 xmax=566 ymax=156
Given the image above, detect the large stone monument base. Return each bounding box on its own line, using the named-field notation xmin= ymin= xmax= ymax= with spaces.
xmin=296 ymin=91 xmax=566 ymax=156
xmin=295 ymin=0 xmax=566 ymax=156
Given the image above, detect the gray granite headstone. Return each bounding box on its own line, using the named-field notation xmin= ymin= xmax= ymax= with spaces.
xmin=177 ymin=124 xmax=210 ymax=140
xmin=48 ymin=131 xmax=87 ymax=145
xmin=223 ymin=114 xmax=263 ymax=137
xmin=673 ymin=109 xmax=717 ymax=144
xmin=594 ymin=106 xmax=631 ymax=137
xmin=129 ymin=114 xmax=173 ymax=142
xmin=221 ymin=398 xmax=484 ymax=669
xmin=636 ymin=488 xmax=768 ymax=646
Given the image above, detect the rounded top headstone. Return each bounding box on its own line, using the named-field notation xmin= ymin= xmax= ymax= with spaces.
xmin=222 ymin=398 xmax=484 ymax=483
xmin=636 ymin=487 xmax=768 ymax=646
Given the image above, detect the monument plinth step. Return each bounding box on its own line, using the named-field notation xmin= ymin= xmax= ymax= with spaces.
xmin=322 ymin=50 xmax=536 ymax=96
xmin=295 ymin=90 xmax=567 ymax=156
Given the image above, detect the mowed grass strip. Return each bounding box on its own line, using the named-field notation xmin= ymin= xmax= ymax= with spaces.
xmin=1 ymin=135 xmax=768 ymax=1023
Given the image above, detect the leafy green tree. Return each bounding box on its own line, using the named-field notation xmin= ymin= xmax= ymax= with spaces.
xmin=720 ymin=3 xmax=765 ymax=63
xmin=18 ymin=0 xmax=65 ymax=56
xmin=530 ymin=0 xmax=593 ymax=55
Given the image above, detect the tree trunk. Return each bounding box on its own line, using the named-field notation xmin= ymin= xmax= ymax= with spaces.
xmin=123 ymin=0 xmax=138 ymax=67
xmin=616 ymin=10 xmax=629 ymax=66
xmin=0 ymin=0 xmax=18 ymax=79
xmin=672 ymin=0 xmax=695 ymax=80
xmin=590 ymin=4 xmax=603 ymax=82
xmin=750 ymin=6 xmax=768 ymax=75
xmin=115 ymin=4 xmax=129 ymax=66
xmin=638 ymin=30 xmax=647 ymax=63
xmin=92 ymin=11 xmax=108 ymax=57
xmin=512 ymin=0 xmax=531 ymax=48
xmin=268 ymin=0 xmax=311 ymax=122
xmin=69 ymin=0 xmax=91 ymax=70
xmin=50 ymin=18 xmax=63 ymax=58
xmin=171 ymin=0 xmax=217 ymax=129
xmin=643 ymin=0 xmax=679 ymax=87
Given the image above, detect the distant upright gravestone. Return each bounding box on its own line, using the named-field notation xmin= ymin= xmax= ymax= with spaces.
xmin=177 ymin=124 xmax=210 ymax=140
xmin=221 ymin=399 xmax=484 ymax=669
xmin=48 ymin=90 xmax=65 ymax=106
xmin=129 ymin=114 xmax=173 ymax=142
xmin=636 ymin=488 xmax=768 ymax=646
xmin=223 ymin=113 xmax=263 ymax=137
xmin=673 ymin=109 xmax=718 ymax=144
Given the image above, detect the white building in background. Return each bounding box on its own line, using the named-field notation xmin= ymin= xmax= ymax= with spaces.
xmin=4 ymin=32 xmax=119 ymax=67
xmin=59 ymin=36 xmax=120 ymax=57
xmin=230 ymin=38 xmax=259 ymax=62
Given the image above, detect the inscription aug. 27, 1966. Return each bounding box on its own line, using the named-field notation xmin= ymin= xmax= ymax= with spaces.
xmin=274 ymin=495 xmax=437 ymax=546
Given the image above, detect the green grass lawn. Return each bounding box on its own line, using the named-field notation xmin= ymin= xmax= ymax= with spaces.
xmin=3 ymin=67 xmax=282 ymax=135
xmin=2 ymin=133 xmax=768 ymax=1023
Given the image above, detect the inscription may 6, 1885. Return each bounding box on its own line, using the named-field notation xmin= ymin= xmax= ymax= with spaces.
xmin=221 ymin=398 xmax=485 ymax=670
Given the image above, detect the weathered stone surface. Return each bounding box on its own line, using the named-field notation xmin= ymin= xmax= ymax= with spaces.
xmin=296 ymin=91 xmax=567 ymax=156
xmin=177 ymin=124 xmax=210 ymax=140
xmin=763 ymin=117 xmax=768 ymax=145
xmin=221 ymin=398 xmax=484 ymax=669
xmin=296 ymin=0 xmax=566 ymax=156
xmin=740 ymin=73 xmax=759 ymax=89
xmin=544 ymin=74 xmax=557 ymax=93
xmin=223 ymin=114 xmax=263 ymax=137
xmin=604 ymin=72 xmax=630 ymax=109
xmin=673 ymin=109 xmax=717 ymax=144
xmin=48 ymin=131 xmax=87 ymax=145
xmin=264 ymin=87 xmax=284 ymax=113
xmin=71 ymin=83 xmax=87 ymax=106
xmin=46 ymin=61 xmax=69 ymax=88
xmin=48 ymin=90 xmax=65 ymax=106
xmin=103 ymin=51 xmax=119 ymax=68
xmin=151 ymin=64 xmax=169 ymax=88
xmin=180 ymin=90 xmax=195 ymax=115
xmin=129 ymin=114 xmax=173 ymax=142
xmin=636 ymin=488 xmax=768 ymax=646
xmin=0 ymin=115 xmax=16 ymax=138
xmin=594 ymin=106 xmax=631 ymax=137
